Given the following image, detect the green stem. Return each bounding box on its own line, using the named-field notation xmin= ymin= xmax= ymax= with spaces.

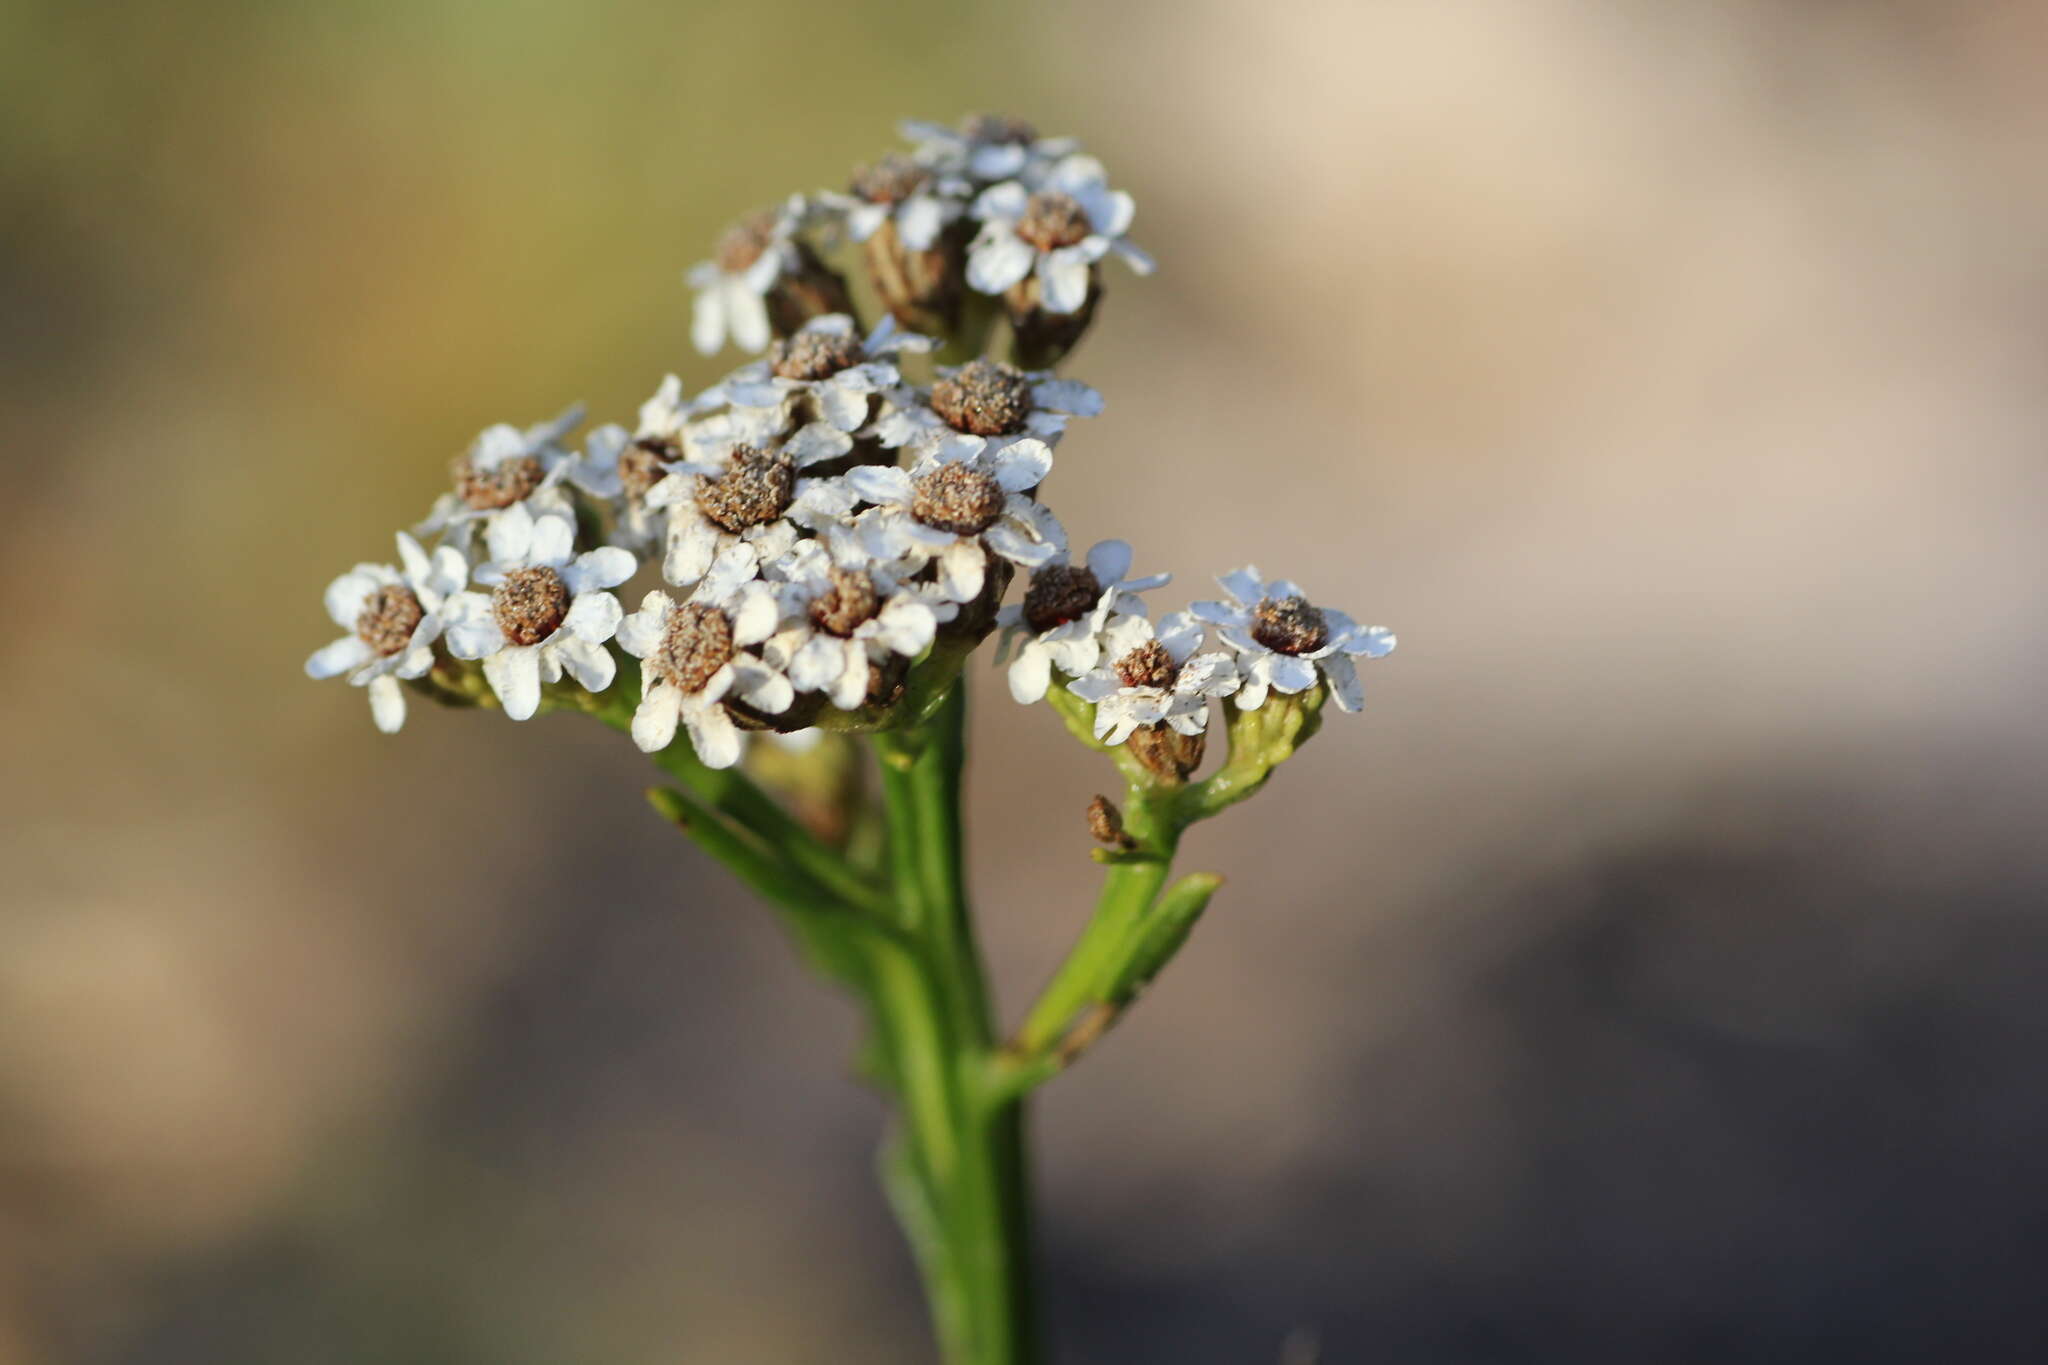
xmin=870 ymin=684 xmax=1039 ymax=1365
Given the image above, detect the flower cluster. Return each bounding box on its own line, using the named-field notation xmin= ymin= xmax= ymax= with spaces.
xmin=309 ymin=114 xmax=1393 ymax=780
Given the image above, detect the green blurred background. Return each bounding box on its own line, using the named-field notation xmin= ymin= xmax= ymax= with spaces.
xmin=7 ymin=1 xmax=2048 ymax=1360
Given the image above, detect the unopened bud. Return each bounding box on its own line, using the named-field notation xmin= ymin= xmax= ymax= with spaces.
xmin=1126 ymin=723 xmax=1204 ymax=785
xmin=1086 ymin=795 xmax=1136 ymax=850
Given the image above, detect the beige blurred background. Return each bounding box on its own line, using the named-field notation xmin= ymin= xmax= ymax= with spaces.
xmin=7 ymin=0 xmax=2048 ymax=1360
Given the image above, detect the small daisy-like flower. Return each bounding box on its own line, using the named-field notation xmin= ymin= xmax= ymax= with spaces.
xmin=1191 ymin=568 xmax=1396 ymax=713
xmin=844 ymin=440 xmax=1064 ymax=602
xmin=421 ymin=404 xmax=588 ymax=548
xmin=874 ymin=356 xmax=1103 ymax=460
xmin=965 ymin=155 xmax=1154 ymax=314
xmin=769 ymin=537 xmax=954 ymax=710
xmin=995 ymin=540 xmax=1170 ymax=704
xmin=645 ymin=435 xmax=859 ymax=589
xmin=306 ymin=532 xmax=468 ymax=733
xmin=616 ymin=544 xmax=793 ymax=767
xmin=441 ymin=504 xmax=636 ymax=721
xmin=719 ymin=313 xmax=934 ymax=435
xmin=1067 ymin=612 xmax=1240 ymax=745
xmin=819 ymin=153 xmax=968 ymax=252
xmin=687 ymin=197 xmax=806 ymax=356
xmin=898 ymin=113 xmax=1078 ymax=186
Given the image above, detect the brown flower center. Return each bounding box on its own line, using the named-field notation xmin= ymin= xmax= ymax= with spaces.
xmin=656 ymin=602 xmax=734 ymax=694
xmin=1250 ymin=595 xmax=1330 ymax=655
xmin=1016 ymin=191 xmax=1092 ymax=252
xmin=1115 ymin=639 xmax=1176 ymax=690
xmin=930 ymin=358 xmax=1034 ymax=436
xmin=620 ymin=440 xmax=674 ymax=502
xmin=771 ymin=328 xmax=865 ymax=382
xmin=1021 ymin=563 xmax=1102 ymax=634
xmin=851 ymin=153 xmax=931 ymax=206
xmin=491 ymin=567 xmax=570 ymax=647
xmin=355 ymin=585 xmax=424 ymax=657
xmin=714 ymin=210 xmax=777 ymax=274
xmin=910 ymin=463 xmax=1005 ymax=536
xmin=453 ymin=454 xmax=544 ymax=511
xmin=810 ymin=567 xmax=880 ymax=637
xmin=962 ymin=113 xmax=1038 ymax=146
xmin=696 ymin=447 xmax=796 ymax=533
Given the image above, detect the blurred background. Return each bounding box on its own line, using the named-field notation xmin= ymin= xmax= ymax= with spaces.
xmin=6 ymin=0 xmax=2048 ymax=1360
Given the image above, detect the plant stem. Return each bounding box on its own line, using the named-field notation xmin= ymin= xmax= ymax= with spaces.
xmin=871 ymin=684 xmax=1039 ymax=1365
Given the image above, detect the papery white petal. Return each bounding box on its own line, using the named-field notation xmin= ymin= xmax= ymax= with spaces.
xmin=728 ymin=283 xmax=772 ymax=353
xmin=991 ymin=439 xmax=1052 ymax=490
xmin=307 ymin=635 xmax=373 ymax=679
xmin=1345 ymin=626 xmax=1397 ymax=659
xmin=1068 ymin=670 xmax=1120 ymax=704
xmin=485 ymin=502 xmax=536 ymax=565
xmin=1110 ymin=238 xmax=1156 ymax=274
xmin=816 ymin=382 xmax=870 ymax=432
xmin=563 ymin=590 xmax=623 ymax=643
xmin=871 ymin=597 xmax=936 ymax=656
xmin=484 ymin=646 xmax=543 ymax=720
xmin=1008 ymin=647 xmax=1052 ymax=704
xmin=966 ymin=231 xmax=1035 ymax=294
xmin=566 ymin=546 xmax=636 ymax=593
xmin=730 ymin=582 xmax=781 ymax=646
xmin=1319 ymin=653 xmax=1364 ymax=712
xmin=1267 ymin=653 xmax=1318 ymax=694
xmin=1037 ymin=249 xmax=1092 ymax=314
xmin=898 ymin=195 xmax=945 ymax=250
xmin=527 ymin=511 xmax=576 ymax=569
xmin=684 ymin=701 xmax=742 ymax=768
xmin=633 ymin=683 xmax=684 ymax=751
xmin=983 ymin=522 xmax=1056 ymax=568
xmin=366 ymin=675 xmax=406 ymax=733
xmin=846 ymin=463 xmax=913 ymax=506
xmin=615 ymin=592 xmax=671 ymax=658
xmin=554 ymin=634 xmax=617 ymax=692
xmin=784 ymin=422 xmax=856 ymax=465
xmin=665 ymin=516 xmax=722 ymax=586
xmin=935 ymin=538 xmax=986 ymax=602
xmin=1085 ymin=539 xmax=1131 ymax=584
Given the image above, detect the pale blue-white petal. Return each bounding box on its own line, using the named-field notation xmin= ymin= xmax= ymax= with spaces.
xmin=846 ymin=463 xmax=913 ymax=505
xmin=1085 ymin=539 xmax=1131 ymax=585
xmin=563 ymin=591 xmax=622 ymax=644
xmin=1037 ymin=249 xmax=1092 ymax=314
xmin=1318 ymin=653 xmax=1364 ymax=712
xmin=484 ymin=646 xmax=543 ymax=720
xmin=966 ymin=231 xmax=1035 ymax=294
xmin=991 ymin=439 xmax=1052 ymax=491
xmin=306 ymin=635 xmax=372 ymax=680
xmin=1266 ymin=653 xmax=1318 ymax=694
xmin=366 ymin=675 xmax=406 ymax=733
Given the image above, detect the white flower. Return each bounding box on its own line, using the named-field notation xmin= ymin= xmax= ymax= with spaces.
xmin=717 ymin=313 xmax=933 ymax=435
xmin=965 ymin=155 xmax=1154 ymax=313
xmin=817 ymin=153 xmax=969 ymax=251
xmin=873 ymin=356 xmax=1102 ymax=460
xmin=1067 ymin=612 xmax=1240 ymax=745
xmin=897 ymin=114 xmax=1079 ymax=186
xmin=616 ymin=544 xmax=793 ymax=767
xmin=419 ymin=403 xmax=586 ymax=550
xmin=645 ymin=433 xmax=858 ymax=589
xmin=687 ymin=196 xmax=806 ymax=355
xmin=306 ymin=531 xmax=468 ymax=733
xmin=996 ymin=540 xmax=1170 ymax=704
xmin=768 ymin=537 xmax=954 ymax=710
xmin=441 ymin=504 xmax=636 ymax=720
xmin=1191 ymin=567 xmax=1396 ymax=713
xmin=844 ymin=439 xmax=1065 ymax=602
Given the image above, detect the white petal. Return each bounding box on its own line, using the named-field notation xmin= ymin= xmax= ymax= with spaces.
xmin=306 ymin=635 xmax=373 ymax=680
xmin=870 ymin=597 xmax=936 ymax=656
xmin=816 ymin=383 xmax=870 ymax=432
xmin=897 ymin=195 xmax=944 ymax=250
xmin=1031 ymin=377 xmax=1102 ymax=418
xmin=1111 ymin=237 xmax=1156 ymax=275
xmin=1267 ymin=653 xmax=1318 ymax=694
xmin=691 ymin=289 xmax=725 ymax=355
xmin=966 ymin=231 xmax=1035 ymax=294
xmin=366 ymin=675 xmax=406 ymax=733
xmin=1037 ymin=249 xmax=1092 ymax=314
xmin=779 ymin=421 xmax=852 ymax=466
xmin=633 ymin=683 xmax=684 ymax=751
xmin=983 ymin=522 xmax=1056 ymax=568
xmin=1085 ymin=539 xmax=1132 ymax=585
xmin=567 ymin=546 xmax=636 ymax=593
xmin=846 ymin=464 xmax=913 ymax=505
xmin=684 ymin=702 xmax=742 ymax=768
xmin=1345 ymin=626 xmax=1397 ymax=660
xmin=527 ymin=512 xmax=576 ymax=568
xmin=972 ymin=180 xmax=1029 ymax=220
xmin=322 ymin=568 xmax=382 ymax=628
xmin=790 ymin=634 xmax=846 ymax=693
xmin=730 ymin=582 xmax=781 ymax=646
xmin=553 ymin=634 xmax=617 ymax=691
xmin=485 ymin=503 xmax=536 ymax=565
xmin=484 ymin=647 xmax=543 ymax=720
xmin=991 ymin=439 xmax=1052 ymax=490
xmin=664 ymin=517 xmax=722 ymax=586
xmin=616 ymin=592 xmax=671 ymax=658
xmin=1007 ymin=648 xmax=1052 ymax=704
xmin=1319 ymin=653 xmax=1364 ymax=712
xmin=563 ymin=591 xmax=622 ymax=643
xmin=935 ymin=539 xmax=986 ymax=602
xmin=727 ymin=283 xmax=771 ymax=353
xmin=1067 ymin=670 xmax=1120 ymax=704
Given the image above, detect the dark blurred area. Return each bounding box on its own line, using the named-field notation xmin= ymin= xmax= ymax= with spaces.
xmin=6 ymin=0 xmax=2048 ymax=1360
